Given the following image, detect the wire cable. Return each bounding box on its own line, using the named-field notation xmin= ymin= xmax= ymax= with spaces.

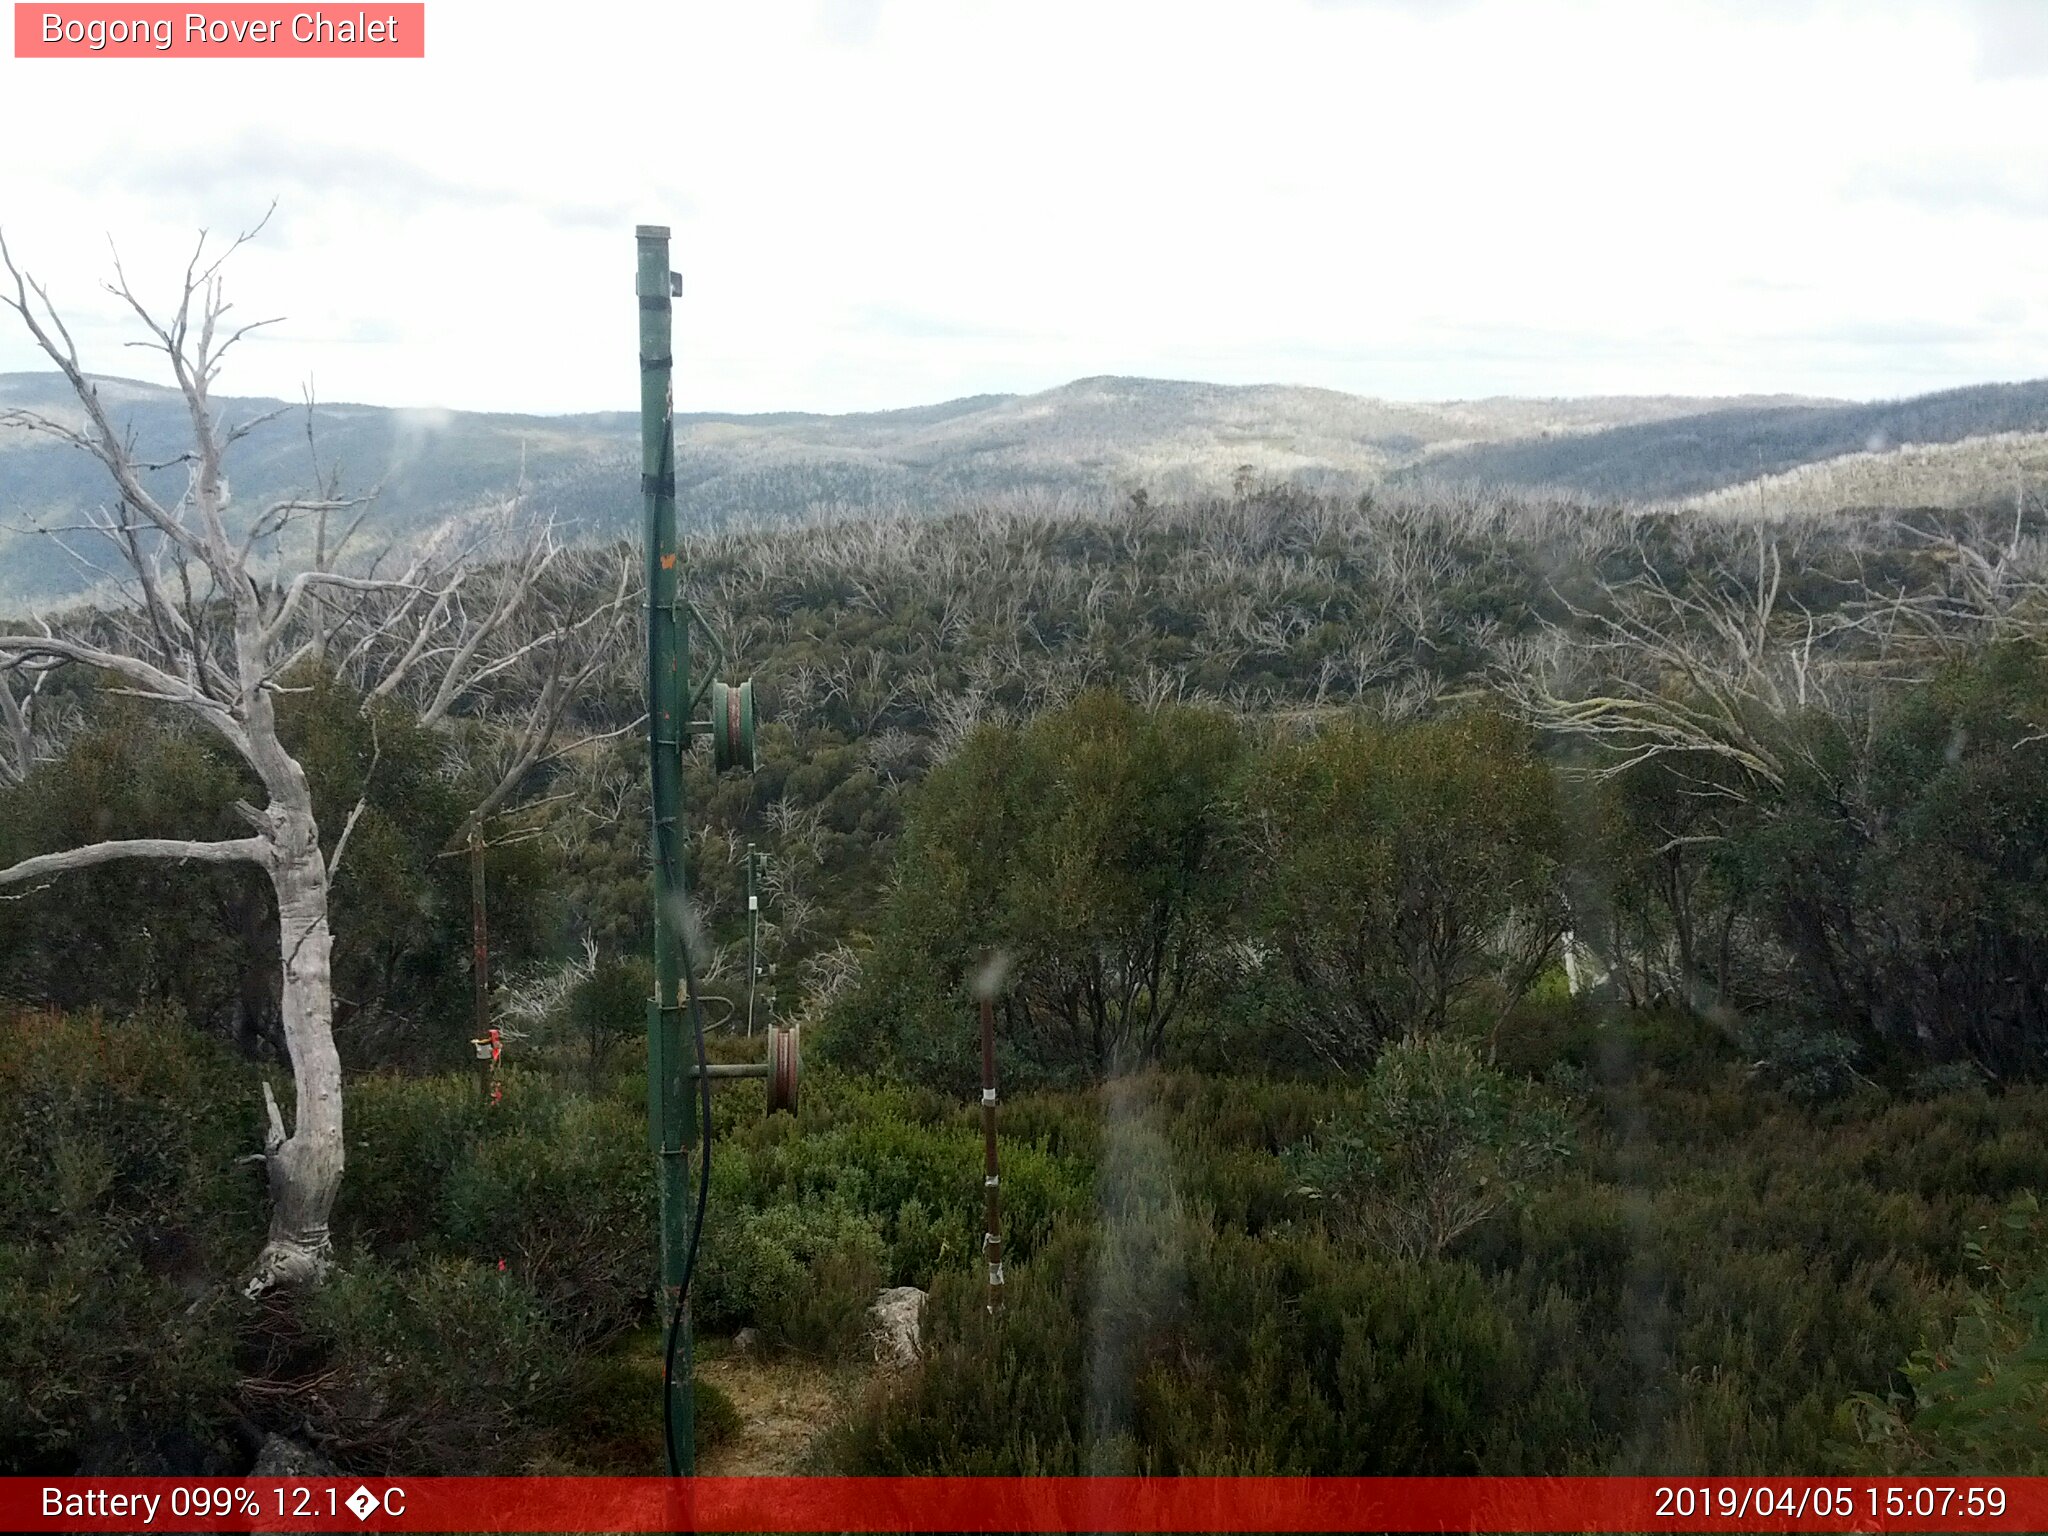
xmin=647 ymin=352 xmax=715 ymax=1480
xmin=660 ymin=884 xmax=713 ymax=1478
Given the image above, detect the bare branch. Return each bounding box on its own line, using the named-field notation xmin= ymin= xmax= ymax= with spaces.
xmin=420 ymin=522 xmax=560 ymax=725
xmin=0 ymin=835 xmax=268 ymax=889
xmin=0 ymin=233 xmax=211 ymax=567
xmin=0 ymin=630 xmax=233 ymax=732
xmin=540 ymin=711 xmax=648 ymax=764
xmin=259 ymin=566 xmax=425 ymax=655
xmin=325 ymin=719 xmax=381 ymax=882
xmin=0 ymin=670 xmax=37 ymax=786
xmin=261 ymin=1080 xmax=288 ymax=1156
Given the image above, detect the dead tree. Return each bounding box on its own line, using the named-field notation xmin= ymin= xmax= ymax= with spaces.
xmin=0 ymin=223 xmax=629 ymax=1299
xmin=1492 ymin=531 xmax=1870 ymax=1010
xmin=335 ymin=522 xmax=637 ymax=849
xmin=1495 ymin=533 xmax=1841 ymax=797
xmin=0 ymin=662 xmax=68 ymax=787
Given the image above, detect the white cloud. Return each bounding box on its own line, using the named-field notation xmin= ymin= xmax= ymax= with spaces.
xmin=1969 ymin=0 xmax=2048 ymax=78
xmin=0 ymin=0 xmax=2039 ymax=413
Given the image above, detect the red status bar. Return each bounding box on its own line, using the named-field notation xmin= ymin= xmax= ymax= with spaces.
xmin=3 ymin=1476 xmax=2036 ymax=1532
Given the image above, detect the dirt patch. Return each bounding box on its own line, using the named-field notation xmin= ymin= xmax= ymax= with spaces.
xmin=695 ymin=1350 xmax=862 ymax=1475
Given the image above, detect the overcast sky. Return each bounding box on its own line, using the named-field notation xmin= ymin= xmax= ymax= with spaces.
xmin=1 ymin=0 xmax=2043 ymax=415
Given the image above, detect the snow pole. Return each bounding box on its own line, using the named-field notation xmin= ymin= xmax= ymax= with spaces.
xmin=469 ymin=831 xmax=490 ymax=1101
xmin=981 ymin=995 xmax=1004 ymax=1312
xmin=745 ymin=843 xmax=760 ymax=1038
xmin=975 ymin=976 xmax=1005 ymax=1313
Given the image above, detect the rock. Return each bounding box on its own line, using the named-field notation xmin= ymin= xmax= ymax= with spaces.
xmin=249 ymin=1434 xmax=338 ymax=1536
xmin=732 ymin=1326 xmax=762 ymax=1353
xmin=867 ymin=1285 xmax=926 ymax=1368
xmin=252 ymin=1433 xmax=335 ymax=1477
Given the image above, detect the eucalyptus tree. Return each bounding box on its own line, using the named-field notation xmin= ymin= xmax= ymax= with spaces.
xmin=0 ymin=223 xmax=630 ymax=1298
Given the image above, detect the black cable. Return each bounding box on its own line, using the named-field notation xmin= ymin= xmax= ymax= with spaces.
xmin=648 ymin=375 xmax=714 ymax=1479
xmin=660 ymin=871 xmax=714 ymax=1478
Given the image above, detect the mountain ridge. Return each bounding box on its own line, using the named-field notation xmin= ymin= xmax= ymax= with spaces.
xmin=3 ymin=369 xmax=2041 ymax=611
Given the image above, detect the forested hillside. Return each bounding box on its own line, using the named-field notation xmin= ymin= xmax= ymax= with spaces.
xmin=17 ymin=367 xmax=2048 ymax=614
xmin=9 ymin=482 xmax=2048 ymax=1476
xmin=1682 ymin=429 xmax=2048 ymax=520
xmin=0 ymin=370 xmax=1854 ymax=610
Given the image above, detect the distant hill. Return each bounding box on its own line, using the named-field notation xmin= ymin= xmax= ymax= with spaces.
xmin=9 ymin=369 xmax=2044 ymax=610
xmin=1397 ymin=380 xmax=2048 ymax=503
xmin=0 ymin=372 xmax=633 ymax=610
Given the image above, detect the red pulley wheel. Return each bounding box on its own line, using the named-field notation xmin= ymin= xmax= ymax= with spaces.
xmin=767 ymin=1022 xmax=799 ymax=1115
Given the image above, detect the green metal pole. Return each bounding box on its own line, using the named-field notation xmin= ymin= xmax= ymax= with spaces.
xmin=638 ymin=224 xmax=696 ymax=1472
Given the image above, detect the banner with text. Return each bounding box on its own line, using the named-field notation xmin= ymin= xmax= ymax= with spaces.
xmin=14 ymin=4 xmax=423 ymax=56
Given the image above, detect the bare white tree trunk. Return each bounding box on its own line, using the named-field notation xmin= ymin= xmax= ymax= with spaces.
xmin=245 ymin=778 xmax=345 ymax=1295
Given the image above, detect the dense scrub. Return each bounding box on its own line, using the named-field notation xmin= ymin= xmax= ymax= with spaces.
xmin=7 ymin=998 xmax=2046 ymax=1476
xmin=832 ymin=646 xmax=2048 ymax=1092
xmin=10 ymin=490 xmax=2041 ymax=1073
xmin=828 ymin=1039 xmax=2048 ymax=1476
xmin=7 ymin=489 xmax=2048 ymax=1474
xmin=0 ymin=679 xmax=559 ymax=1069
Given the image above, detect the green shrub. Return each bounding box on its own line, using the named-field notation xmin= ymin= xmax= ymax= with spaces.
xmin=1840 ymin=1193 xmax=2048 ymax=1474
xmin=768 ymin=1237 xmax=888 ymax=1359
xmin=540 ymin=1347 xmax=660 ymax=1470
xmin=716 ymin=1075 xmax=1093 ymax=1284
xmin=824 ymin=692 xmax=1246 ymax=1087
xmin=1247 ymin=711 xmax=1568 ymax=1064
xmin=1742 ymin=1020 xmax=1863 ymax=1104
xmin=694 ymin=1201 xmax=886 ymax=1356
xmin=0 ymin=1232 xmax=239 ymax=1471
xmin=339 ymin=1072 xmax=655 ymax=1346
xmin=438 ymin=1095 xmax=655 ymax=1346
xmin=0 ymin=1009 xmax=254 ymax=1471
xmin=570 ymin=956 xmax=654 ymax=1085
xmin=832 ymin=1218 xmax=1577 ymax=1476
xmin=1288 ymin=1036 xmax=1576 ymax=1259
xmin=827 ymin=1044 xmax=2023 ymax=1475
xmin=8 ymin=1001 xmax=2036 ymax=1480
xmin=1907 ymin=1060 xmax=1987 ymax=1099
xmin=824 ymin=1227 xmax=1094 ymax=1475
xmin=0 ymin=714 xmax=255 ymax=1031
xmin=333 ymin=1071 xmax=485 ymax=1252
xmin=0 ymin=1008 xmax=260 ymax=1245
xmin=536 ymin=1344 xmax=738 ymax=1469
xmin=256 ymin=1254 xmax=574 ymax=1474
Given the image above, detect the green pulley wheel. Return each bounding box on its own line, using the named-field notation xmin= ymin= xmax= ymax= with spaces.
xmin=710 ymin=679 xmax=756 ymax=773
